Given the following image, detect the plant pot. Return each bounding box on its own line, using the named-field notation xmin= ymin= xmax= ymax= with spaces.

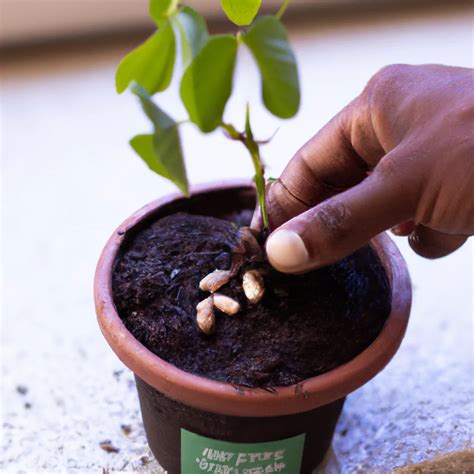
xmin=94 ymin=180 xmax=411 ymax=474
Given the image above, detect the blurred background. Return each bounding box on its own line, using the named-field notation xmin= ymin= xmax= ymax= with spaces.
xmin=1 ymin=0 xmax=473 ymax=472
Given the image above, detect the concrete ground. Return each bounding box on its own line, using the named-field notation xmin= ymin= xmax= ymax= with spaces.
xmin=1 ymin=2 xmax=473 ymax=472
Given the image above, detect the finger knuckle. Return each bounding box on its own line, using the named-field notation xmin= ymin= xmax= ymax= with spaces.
xmin=315 ymin=201 xmax=350 ymax=240
xmin=374 ymin=155 xmax=399 ymax=179
xmin=369 ymin=64 xmax=412 ymax=89
xmin=362 ymin=64 xmax=414 ymax=144
xmin=362 ymin=64 xmax=408 ymax=106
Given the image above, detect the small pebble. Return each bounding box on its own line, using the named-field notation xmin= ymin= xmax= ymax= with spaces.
xmin=170 ymin=268 xmax=180 ymax=279
xmin=99 ymin=440 xmax=120 ymax=453
xmin=120 ymin=424 xmax=132 ymax=435
xmin=16 ymin=385 xmax=28 ymax=395
xmin=112 ymin=370 xmax=123 ymax=381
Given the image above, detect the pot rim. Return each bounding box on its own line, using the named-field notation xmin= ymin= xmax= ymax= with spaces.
xmin=94 ymin=180 xmax=411 ymax=417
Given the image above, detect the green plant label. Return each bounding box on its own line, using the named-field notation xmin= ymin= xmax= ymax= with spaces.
xmin=181 ymin=429 xmax=305 ymax=474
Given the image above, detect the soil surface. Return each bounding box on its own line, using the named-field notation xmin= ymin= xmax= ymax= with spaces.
xmin=113 ymin=212 xmax=391 ymax=387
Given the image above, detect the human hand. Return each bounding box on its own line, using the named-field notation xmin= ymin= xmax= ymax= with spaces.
xmin=256 ymin=64 xmax=473 ymax=273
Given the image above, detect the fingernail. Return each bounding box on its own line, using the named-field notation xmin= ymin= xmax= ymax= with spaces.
xmin=266 ymin=229 xmax=309 ymax=272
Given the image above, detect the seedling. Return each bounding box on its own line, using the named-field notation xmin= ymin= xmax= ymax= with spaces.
xmin=116 ymin=0 xmax=300 ymax=230
xmin=117 ymin=0 xmax=300 ymax=333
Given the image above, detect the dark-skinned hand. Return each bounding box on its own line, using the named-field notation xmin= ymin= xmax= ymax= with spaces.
xmin=254 ymin=64 xmax=473 ymax=273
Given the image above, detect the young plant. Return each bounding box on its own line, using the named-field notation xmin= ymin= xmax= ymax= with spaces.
xmin=116 ymin=0 xmax=300 ymax=230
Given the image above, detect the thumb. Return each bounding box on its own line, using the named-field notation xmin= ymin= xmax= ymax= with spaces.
xmin=265 ymin=158 xmax=416 ymax=273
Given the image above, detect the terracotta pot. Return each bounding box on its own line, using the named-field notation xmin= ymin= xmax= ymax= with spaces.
xmin=94 ymin=181 xmax=411 ymax=474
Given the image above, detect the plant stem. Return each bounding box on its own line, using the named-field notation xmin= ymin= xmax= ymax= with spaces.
xmin=220 ymin=122 xmax=242 ymax=140
xmin=276 ymin=0 xmax=290 ymax=19
xmin=176 ymin=118 xmax=190 ymax=126
xmin=220 ymin=119 xmax=270 ymax=231
xmin=245 ymin=141 xmax=269 ymax=230
xmin=243 ymin=105 xmax=269 ymax=231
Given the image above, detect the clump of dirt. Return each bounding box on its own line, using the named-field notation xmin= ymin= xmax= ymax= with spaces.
xmin=113 ymin=212 xmax=391 ymax=387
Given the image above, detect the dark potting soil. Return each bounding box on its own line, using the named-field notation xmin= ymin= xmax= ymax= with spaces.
xmin=113 ymin=212 xmax=391 ymax=387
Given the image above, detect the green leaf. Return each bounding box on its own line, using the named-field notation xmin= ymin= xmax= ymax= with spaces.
xmin=130 ymin=83 xmax=189 ymax=195
xmin=115 ymin=21 xmax=176 ymax=95
xmin=171 ymin=6 xmax=209 ymax=68
xmin=220 ymin=0 xmax=262 ymax=26
xmin=180 ymin=35 xmax=238 ymax=133
xmin=149 ymin=0 xmax=178 ymax=24
xmin=130 ymin=134 xmax=169 ymax=176
xmin=243 ymin=16 xmax=300 ymax=118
